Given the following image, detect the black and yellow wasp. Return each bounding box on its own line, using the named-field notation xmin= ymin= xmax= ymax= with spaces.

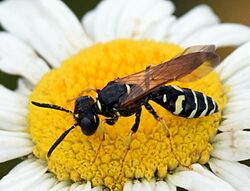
xmin=32 ymin=45 xmax=219 ymax=157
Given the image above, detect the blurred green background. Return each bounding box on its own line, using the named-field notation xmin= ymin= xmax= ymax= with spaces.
xmin=0 ymin=0 xmax=249 ymax=182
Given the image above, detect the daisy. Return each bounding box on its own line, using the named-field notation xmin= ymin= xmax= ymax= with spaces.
xmin=0 ymin=0 xmax=250 ymax=190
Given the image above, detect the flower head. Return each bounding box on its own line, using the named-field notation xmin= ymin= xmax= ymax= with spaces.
xmin=0 ymin=0 xmax=250 ymax=191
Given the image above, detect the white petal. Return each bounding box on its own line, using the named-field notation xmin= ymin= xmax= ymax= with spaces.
xmin=15 ymin=79 xmax=32 ymax=96
xmin=167 ymin=182 xmax=176 ymax=191
xmin=137 ymin=0 xmax=175 ymax=39
xmin=0 ymin=0 xmax=91 ymax=68
xmin=91 ymin=186 xmax=103 ymax=191
xmin=124 ymin=180 xmax=133 ymax=191
xmin=82 ymin=0 xmax=122 ymax=41
xmin=141 ymin=180 xmax=152 ymax=191
xmin=82 ymin=181 xmax=92 ymax=191
xmin=0 ymin=85 xmax=27 ymax=106
xmin=0 ymin=130 xmax=33 ymax=162
xmin=116 ymin=0 xmax=175 ymax=40
xmin=142 ymin=16 xmax=175 ymax=41
xmin=220 ymin=112 xmax=250 ymax=132
xmin=168 ymin=164 xmax=235 ymax=191
xmin=0 ymin=110 xmax=26 ymax=125
xmin=149 ymin=178 xmax=156 ymax=191
xmin=181 ymin=24 xmax=250 ymax=47
xmin=50 ymin=181 xmax=70 ymax=191
xmin=168 ymin=5 xmax=219 ymax=43
xmin=223 ymin=100 xmax=250 ymax=115
xmin=89 ymin=0 xmax=128 ymax=42
xmin=226 ymin=90 xmax=250 ymax=103
xmin=83 ymin=0 xmax=175 ymax=41
xmin=217 ymin=65 xmax=250 ymax=132
xmin=70 ymin=182 xmax=91 ymax=191
xmin=209 ymin=159 xmax=250 ymax=191
xmin=223 ymin=101 xmax=250 ymax=118
xmin=92 ymin=0 xmax=118 ymax=42
xmin=216 ymin=41 xmax=250 ymax=81
xmin=0 ymin=121 xmax=26 ymax=132
xmin=216 ymin=42 xmax=250 ymax=80
xmin=0 ymin=158 xmax=47 ymax=191
xmin=0 ymin=32 xmax=49 ymax=84
xmin=70 ymin=182 xmax=80 ymax=191
xmin=131 ymin=180 xmax=142 ymax=191
xmin=40 ymin=0 xmax=91 ymax=50
xmin=0 ymin=109 xmax=27 ymax=130
xmin=220 ymin=89 xmax=250 ymax=132
xmin=212 ymin=131 xmax=250 ymax=161
xmin=224 ymin=67 xmax=250 ymax=90
xmin=0 ymin=85 xmax=28 ymax=130
xmin=26 ymin=174 xmax=57 ymax=191
xmin=116 ymin=0 xmax=162 ymax=39
xmin=0 ymin=147 xmax=33 ymax=163
xmin=8 ymin=158 xmax=41 ymax=174
xmin=0 ymin=103 xmax=27 ymax=117
xmin=82 ymin=10 xmax=95 ymax=41
xmin=155 ymin=181 xmax=170 ymax=191
xmin=220 ymin=72 xmax=250 ymax=131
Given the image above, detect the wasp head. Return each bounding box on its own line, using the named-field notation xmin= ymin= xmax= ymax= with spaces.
xmin=74 ymin=96 xmax=99 ymax=136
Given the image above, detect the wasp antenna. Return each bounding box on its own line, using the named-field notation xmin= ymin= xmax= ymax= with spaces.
xmin=47 ymin=123 xmax=78 ymax=158
xmin=31 ymin=101 xmax=74 ymax=115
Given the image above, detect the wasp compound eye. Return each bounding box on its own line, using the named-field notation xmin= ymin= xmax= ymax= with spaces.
xmin=80 ymin=115 xmax=99 ymax=136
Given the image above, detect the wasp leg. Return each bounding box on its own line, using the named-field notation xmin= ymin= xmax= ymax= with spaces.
xmin=143 ymin=101 xmax=170 ymax=137
xmin=126 ymin=107 xmax=142 ymax=147
xmin=105 ymin=115 xmax=118 ymax=125
xmin=93 ymin=115 xmax=119 ymax=163
xmin=131 ymin=107 xmax=142 ymax=133
xmin=118 ymin=108 xmax=142 ymax=182
xmin=93 ymin=114 xmax=119 ymax=162
xmin=144 ymin=102 xmax=193 ymax=169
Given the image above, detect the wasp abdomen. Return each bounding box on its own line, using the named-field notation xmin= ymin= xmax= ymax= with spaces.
xmin=149 ymin=85 xmax=218 ymax=118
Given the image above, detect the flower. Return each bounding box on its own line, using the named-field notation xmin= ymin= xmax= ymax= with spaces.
xmin=0 ymin=0 xmax=250 ymax=190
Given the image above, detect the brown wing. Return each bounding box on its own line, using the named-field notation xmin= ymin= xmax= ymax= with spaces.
xmin=175 ymin=45 xmax=219 ymax=82
xmin=115 ymin=45 xmax=220 ymax=106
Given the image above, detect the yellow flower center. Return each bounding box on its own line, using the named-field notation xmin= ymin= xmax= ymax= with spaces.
xmin=28 ymin=40 xmax=226 ymax=190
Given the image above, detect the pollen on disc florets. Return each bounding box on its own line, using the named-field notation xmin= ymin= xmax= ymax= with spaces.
xmin=28 ymin=40 xmax=226 ymax=190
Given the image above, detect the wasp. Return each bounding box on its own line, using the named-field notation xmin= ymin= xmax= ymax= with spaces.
xmin=32 ymin=45 xmax=220 ymax=157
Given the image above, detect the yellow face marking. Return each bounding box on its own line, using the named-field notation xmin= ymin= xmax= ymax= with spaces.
xmin=116 ymin=111 xmax=121 ymax=116
xmin=97 ymin=100 xmax=102 ymax=112
xmin=173 ymin=95 xmax=185 ymax=115
xmin=93 ymin=115 xmax=97 ymax=123
xmin=113 ymin=108 xmax=121 ymax=116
